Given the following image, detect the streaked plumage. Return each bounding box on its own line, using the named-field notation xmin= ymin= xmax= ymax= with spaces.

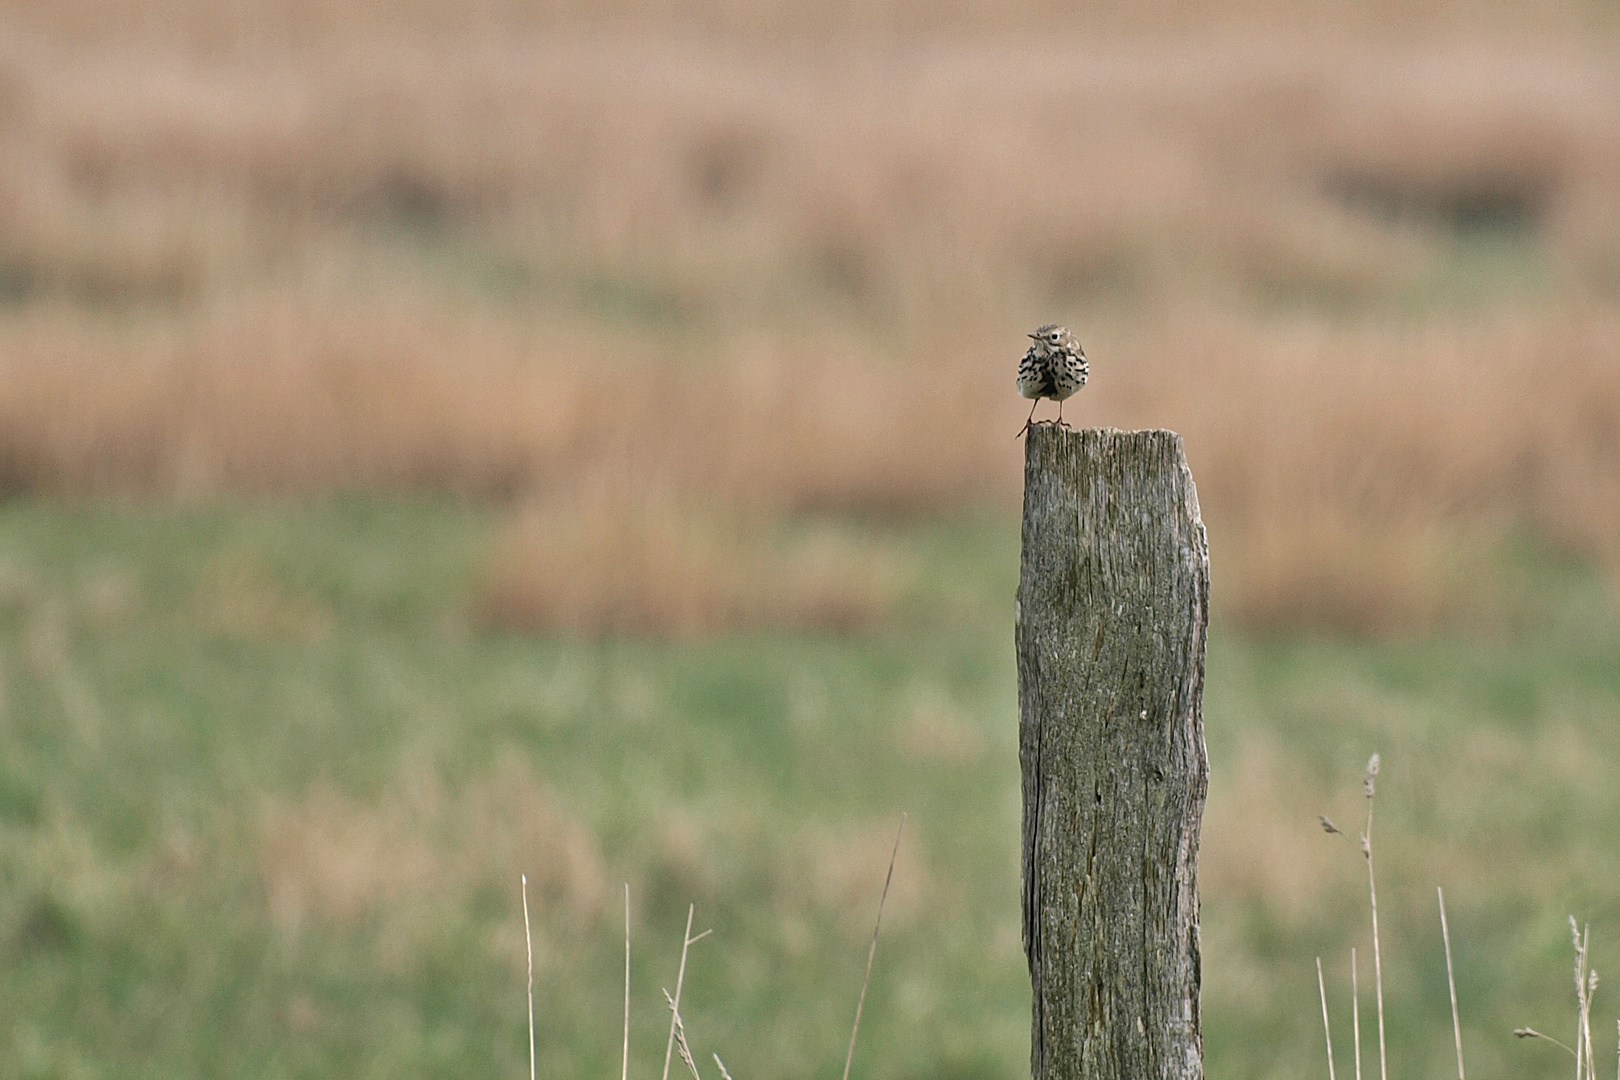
xmin=1017 ymin=324 xmax=1088 ymax=435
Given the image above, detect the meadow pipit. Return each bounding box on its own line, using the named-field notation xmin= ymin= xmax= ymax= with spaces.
xmin=1017 ymin=324 xmax=1088 ymax=436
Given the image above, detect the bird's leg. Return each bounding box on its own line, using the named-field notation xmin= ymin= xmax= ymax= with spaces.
xmin=1017 ymin=397 xmax=1040 ymax=438
xmin=1056 ymin=400 xmax=1069 ymax=428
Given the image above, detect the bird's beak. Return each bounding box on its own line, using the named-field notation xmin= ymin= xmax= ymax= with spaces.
xmin=1027 ymin=333 xmax=1039 ymax=339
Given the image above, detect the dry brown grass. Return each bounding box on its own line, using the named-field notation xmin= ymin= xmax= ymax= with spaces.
xmin=0 ymin=304 xmax=599 ymax=497
xmin=1 ymin=26 xmax=1619 ymax=633
xmin=1200 ymin=734 xmax=1349 ymax=921
xmin=10 ymin=299 xmax=1620 ymax=633
xmin=4 ymin=0 xmax=1616 ymax=43
xmin=1 ymin=33 xmax=1618 ymax=315
xmin=1111 ymin=308 xmax=1620 ymax=630
xmin=0 ymin=303 xmax=1017 ymax=506
xmin=259 ymin=758 xmax=609 ymax=931
xmin=476 ymin=477 xmax=902 ymax=636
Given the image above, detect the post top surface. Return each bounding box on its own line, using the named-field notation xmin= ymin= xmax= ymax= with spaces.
xmin=1023 ymin=424 xmax=1189 ymax=463
xmin=1024 ymin=425 xmax=1183 ymax=440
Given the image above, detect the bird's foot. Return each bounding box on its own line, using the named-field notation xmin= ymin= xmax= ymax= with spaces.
xmin=1018 ymin=418 xmax=1061 ymax=437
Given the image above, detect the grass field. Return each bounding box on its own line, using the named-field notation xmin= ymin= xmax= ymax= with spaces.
xmin=3 ymin=1 xmax=1620 ymax=1077
xmin=3 ymin=26 xmax=1620 ymax=635
xmin=3 ymin=498 xmax=1620 ymax=1080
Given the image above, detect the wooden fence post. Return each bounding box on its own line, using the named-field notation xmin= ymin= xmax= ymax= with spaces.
xmin=1016 ymin=425 xmax=1209 ymax=1080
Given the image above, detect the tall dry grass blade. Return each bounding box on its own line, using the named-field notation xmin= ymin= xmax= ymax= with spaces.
xmin=1572 ymin=918 xmax=1589 ymax=1080
xmin=662 ymin=989 xmax=703 ymax=1080
xmin=1317 ymin=956 xmax=1337 ymax=1080
xmin=1579 ymin=949 xmax=1597 ymax=1080
xmin=1585 ymin=969 xmax=1598 ymax=1080
xmin=1352 ymin=948 xmax=1363 ymax=1080
xmin=1361 ymin=753 xmax=1388 ymax=1080
xmin=662 ymin=905 xmax=697 ymax=1080
xmin=1438 ymin=887 xmax=1465 ymax=1080
xmin=1511 ymin=922 xmax=1607 ymax=1066
xmin=841 ymin=813 xmax=906 ymax=1080
xmin=1518 ymin=1028 xmax=1579 ymax=1056
xmin=522 ymin=875 xmax=537 ymax=1080
xmin=712 ymin=1054 xmax=735 ymax=1080
xmin=1574 ymin=919 xmax=1584 ymax=1080
xmin=624 ymin=884 xmax=631 ymax=1080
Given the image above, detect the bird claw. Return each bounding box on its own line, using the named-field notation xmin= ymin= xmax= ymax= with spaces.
xmin=1020 ymin=418 xmax=1072 ymax=438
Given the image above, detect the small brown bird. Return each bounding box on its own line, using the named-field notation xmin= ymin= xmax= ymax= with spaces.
xmin=1017 ymin=324 xmax=1088 ymax=436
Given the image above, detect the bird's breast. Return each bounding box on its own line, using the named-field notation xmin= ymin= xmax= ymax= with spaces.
xmin=1017 ymin=367 xmax=1051 ymax=398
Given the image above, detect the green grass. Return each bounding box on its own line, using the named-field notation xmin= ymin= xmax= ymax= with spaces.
xmin=1 ymin=498 xmax=1618 ymax=1080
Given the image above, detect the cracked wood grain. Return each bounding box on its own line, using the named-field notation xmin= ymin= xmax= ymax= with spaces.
xmin=1016 ymin=426 xmax=1209 ymax=1080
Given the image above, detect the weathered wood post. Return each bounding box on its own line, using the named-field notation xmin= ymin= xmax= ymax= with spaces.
xmin=1016 ymin=426 xmax=1209 ymax=1080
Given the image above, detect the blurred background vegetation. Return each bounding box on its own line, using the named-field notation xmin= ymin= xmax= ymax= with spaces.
xmin=2 ymin=1 xmax=1620 ymax=1078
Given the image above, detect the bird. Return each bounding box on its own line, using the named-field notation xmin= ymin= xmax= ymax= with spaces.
xmin=1017 ymin=323 xmax=1088 ymax=436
